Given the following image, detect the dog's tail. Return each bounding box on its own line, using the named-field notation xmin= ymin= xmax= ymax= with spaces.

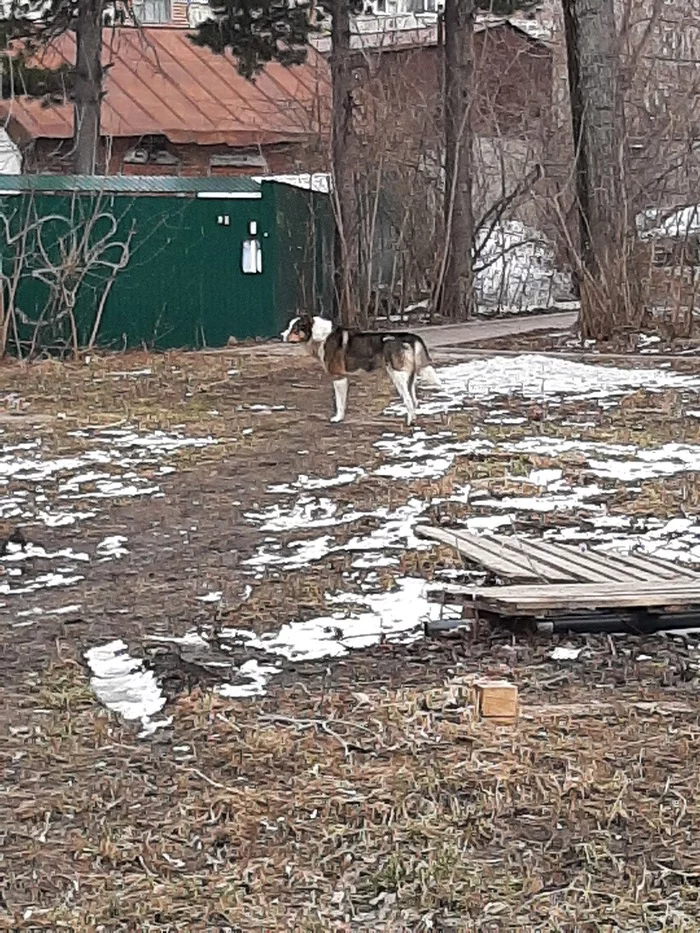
xmin=414 ymin=337 xmax=441 ymax=387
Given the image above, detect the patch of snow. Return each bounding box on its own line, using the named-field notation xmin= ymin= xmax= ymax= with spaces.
xmin=342 ymin=499 xmax=429 ymax=553
xmin=85 ymin=639 xmax=169 ymax=737
xmin=242 ymin=534 xmax=335 ymax=571
xmin=222 ymin=577 xmax=430 ymax=662
xmin=217 ymin=659 xmax=282 ymax=698
xmin=639 ymin=204 xmax=700 ymax=239
xmin=36 ymin=509 xmax=97 ymax=527
xmin=351 ymin=552 xmax=400 ymax=569
xmin=374 ymin=430 xmax=494 ymax=480
xmin=267 ymin=467 xmax=366 ymax=494
xmin=550 ymin=646 xmax=583 ymax=661
xmin=246 ymin=496 xmax=339 ymax=532
xmin=108 ymin=368 xmax=153 ymax=378
xmin=527 ymin=468 xmax=563 ymax=487
xmin=477 ymin=486 xmax=605 ymax=513
xmin=0 ymin=571 xmax=84 ymax=595
xmin=0 ymin=428 xmax=217 ymax=532
xmin=12 ymin=603 xmax=82 ymax=626
xmin=587 ymin=443 xmax=700 ymax=482
xmin=2 ymin=542 xmax=90 ymax=563
xmin=96 ymin=535 xmax=129 ymax=560
xmin=430 ymin=355 xmax=700 ymax=411
xmin=196 ymin=591 xmax=222 ymax=604
xmin=242 ymin=404 xmax=287 ymax=414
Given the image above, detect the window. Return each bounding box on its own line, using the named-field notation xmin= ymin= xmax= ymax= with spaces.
xmin=132 ymin=0 xmax=171 ymax=24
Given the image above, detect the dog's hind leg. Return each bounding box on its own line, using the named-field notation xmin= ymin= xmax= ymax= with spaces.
xmin=408 ymin=370 xmax=418 ymax=409
xmin=419 ymin=364 xmax=441 ymax=388
xmin=388 ymin=367 xmax=416 ymax=426
xmin=330 ymin=377 xmax=349 ymax=423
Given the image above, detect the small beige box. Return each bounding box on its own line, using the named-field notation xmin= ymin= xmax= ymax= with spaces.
xmin=474 ymin=680 xmax=519 ymax=721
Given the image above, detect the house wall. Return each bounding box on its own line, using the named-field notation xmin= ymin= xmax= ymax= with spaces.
xmin=351 ymin=27 xmax=552 ymax=144
xmin=20 ymin=137 xmax=326 ymax=177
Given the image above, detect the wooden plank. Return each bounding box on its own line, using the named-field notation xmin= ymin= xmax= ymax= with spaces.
xmin=484 ymin=532 xmax=699 ymax=583
xmin=603 ymin=549 xmax=700 ymax=580
xmin=489 ymin=534 xmax=636 ymax=584
xmin=414 ymin=526 xmax=576 ymax=582
xmin=520 ymin=537 xmax=674 ymax=582
xmin=471 ymin=580 xmax=700 ymax=612
xmin=436 ymin=580 xmax=700 ymax=603
xmin=472 ymin=580 xmax=700 ymax=599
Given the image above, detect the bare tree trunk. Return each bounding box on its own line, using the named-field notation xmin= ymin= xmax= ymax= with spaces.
xmin=330 ymin=0 xmax=357 ymax=325
xmin=441 ymin=0 xmax=475 ymax=322
xmin=73 ymin=0 xmax=103 ymax=174
xmin=562 ymin=0 xmax=636 ymax=340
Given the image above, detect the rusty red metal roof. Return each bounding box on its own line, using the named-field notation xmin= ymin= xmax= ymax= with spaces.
xmin=0 ymin=27 xmax=331 ymax=146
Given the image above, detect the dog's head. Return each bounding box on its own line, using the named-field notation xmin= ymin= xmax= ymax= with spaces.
xmin=280 ymin=314 xmax=313 ymax=344
xmin=281 ymin=315 xmax=333 ymax=344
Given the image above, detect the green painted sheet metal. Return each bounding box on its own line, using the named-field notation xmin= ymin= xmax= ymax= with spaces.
xmin=267 ymin=180 xmax=334 ymax=332
xmin=0 ymin=177 xmax=332 ymax=351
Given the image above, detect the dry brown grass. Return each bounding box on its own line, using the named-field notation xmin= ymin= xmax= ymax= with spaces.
xmin=3 ymin=346 xmax=700 ymax=928
xmin=4 ymin=647 xmax=700 ymax=929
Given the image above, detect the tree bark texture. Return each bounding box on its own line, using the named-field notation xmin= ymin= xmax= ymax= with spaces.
xmin=441 ymin=0 xmax=475 ymax=322
xmin=330 ymin=0 xmax=358 ymax=325
xmin=562 ymin=0 xmax=637 ymax=340
xmin=73 ymin=0 xmax=103 ymax=174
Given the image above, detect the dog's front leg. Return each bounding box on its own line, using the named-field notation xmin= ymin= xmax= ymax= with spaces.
xmin=330 ymin=377 xmax=349 ymax=423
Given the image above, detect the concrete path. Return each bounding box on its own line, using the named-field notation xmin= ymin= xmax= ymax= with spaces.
xmin=416 ymin=310 xmax=577 ymax=349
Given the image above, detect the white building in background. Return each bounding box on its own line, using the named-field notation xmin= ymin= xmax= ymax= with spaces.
xmin=0 ymin=129 xmax=21 ymax=173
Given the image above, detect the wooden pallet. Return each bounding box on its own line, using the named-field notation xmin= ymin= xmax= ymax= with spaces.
xmin=417 ymin=525 xmax=700 ymax=634
xmin=415 ymin=526 xmax=700 ymax=584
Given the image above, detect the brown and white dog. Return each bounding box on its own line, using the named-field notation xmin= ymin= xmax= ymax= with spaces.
xmin=280 ymin=314 xmax=440 ymax=425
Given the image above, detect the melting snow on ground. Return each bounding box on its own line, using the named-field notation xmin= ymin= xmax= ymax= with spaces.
xmin=218 ymin=577 xmax=432 ymax=679
xmin=550 ymin=646 xmax=583 ymax=661
xmin=0 ymin=427 xmax=217 ymax=528
xmin=41 ymin=351 xmax=700 ymax=713
xmin=0 ymin=427 xmax=215 ymax=596
xmin=409 ymin=354 xmax=700 ymax=417
xmin=217 ymin=659 xmax=283 ymax=698
xmin=85 ymin=639 xmax=170 ymax=737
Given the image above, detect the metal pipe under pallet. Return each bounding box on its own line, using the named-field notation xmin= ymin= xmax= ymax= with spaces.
xmin=535 ymin=609 xmax=700 ymax=636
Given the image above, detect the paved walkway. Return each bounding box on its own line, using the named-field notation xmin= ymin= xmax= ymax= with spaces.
xmin=415 ymin=310 xmax=578 ymax=349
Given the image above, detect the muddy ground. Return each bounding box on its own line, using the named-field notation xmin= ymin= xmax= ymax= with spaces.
xmin=3 ymin=342 xmax=700 ymax=929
